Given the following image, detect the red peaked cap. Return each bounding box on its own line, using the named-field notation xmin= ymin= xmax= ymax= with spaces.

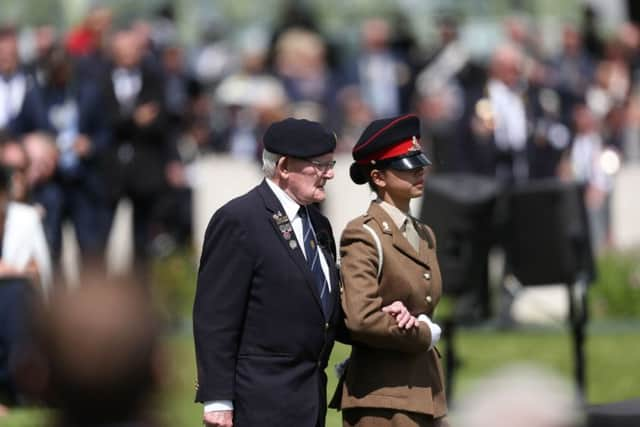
xmin=350 ymin=114 xmax=431 ymax=184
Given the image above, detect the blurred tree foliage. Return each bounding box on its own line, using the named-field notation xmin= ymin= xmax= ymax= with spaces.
xmin=151 ymin=248 xmax=198 ymax=328
xmin=589 ymin=250 xmax=640 ymax=319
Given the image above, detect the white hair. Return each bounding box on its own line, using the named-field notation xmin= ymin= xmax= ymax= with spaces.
xmin=262 ymin=149 xmax=282 ymax=178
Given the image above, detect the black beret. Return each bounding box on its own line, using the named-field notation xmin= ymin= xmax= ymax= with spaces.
xmin=350 ymin=114 xmax=430 ymax=184
xmin=263 ymin=118 xmax=336 ymax=158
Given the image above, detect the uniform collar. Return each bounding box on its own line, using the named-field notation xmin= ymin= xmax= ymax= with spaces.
xmin=376 ymin=199 xmax=409 ymax=230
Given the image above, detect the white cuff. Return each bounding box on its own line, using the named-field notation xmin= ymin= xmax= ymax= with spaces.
xmin=418 ymin=314 xmax=441 ymax=350
xmin=204 ymin=400 xmax=233 ymax=413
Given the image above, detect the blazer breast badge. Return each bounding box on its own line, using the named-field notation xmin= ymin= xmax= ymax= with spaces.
xmin=273 ymin=211 xmax=298 ymax=250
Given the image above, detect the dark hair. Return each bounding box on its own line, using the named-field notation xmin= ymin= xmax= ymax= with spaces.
xmin=351 ymin=163 xmax=381 ymax=193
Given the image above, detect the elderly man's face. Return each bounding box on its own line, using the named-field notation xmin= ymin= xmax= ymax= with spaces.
xmin=284 ymin=152 xmax=335 ymax=205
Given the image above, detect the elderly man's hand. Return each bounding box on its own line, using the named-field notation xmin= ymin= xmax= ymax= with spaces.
xmin=203 ymin=410 xmax=233 ymax=427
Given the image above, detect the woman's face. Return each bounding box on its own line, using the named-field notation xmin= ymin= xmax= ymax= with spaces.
xmin=372 ymin=166 xmax=425 ymax=201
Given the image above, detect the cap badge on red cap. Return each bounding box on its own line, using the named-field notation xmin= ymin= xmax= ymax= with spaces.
xmin=411 ymin=136 xmax=420 ymax=151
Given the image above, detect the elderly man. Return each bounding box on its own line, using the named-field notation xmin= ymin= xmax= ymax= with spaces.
xmin=194 ymin=118 xmax=344 ymax=427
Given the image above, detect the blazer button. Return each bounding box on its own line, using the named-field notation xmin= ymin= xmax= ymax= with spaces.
xmin=324 ymin=322 xmax=330 ymax=331
xmin=425 ymin=295 xmax=432 ymax=303
xmin=423 ymin=272 xmax=431 ymax=280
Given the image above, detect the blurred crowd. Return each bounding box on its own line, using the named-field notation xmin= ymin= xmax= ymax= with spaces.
xmin=0 ymin=2 xmax=636 ymax=292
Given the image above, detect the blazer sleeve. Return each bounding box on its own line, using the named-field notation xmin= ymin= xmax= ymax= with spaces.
xmin=193 ymin=206 xmax=254 ymax=403
xmin=339 ymin=223 xmax=432 ymax=353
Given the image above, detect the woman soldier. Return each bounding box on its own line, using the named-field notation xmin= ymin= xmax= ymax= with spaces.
xmin=332 ymin=114 xmax=448 ymax=427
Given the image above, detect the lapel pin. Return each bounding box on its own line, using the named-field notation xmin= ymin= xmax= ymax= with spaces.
xmin=382 ymin=221 xmax=390 ymax=232
xmin=273 ymin=211 xmax=288 ymax=224
xmin=289 ymin=240 xmax=298 ymax=250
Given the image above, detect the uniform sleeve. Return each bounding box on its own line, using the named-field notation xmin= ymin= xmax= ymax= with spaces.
xmin=193 ymin=207 xmax=254 ymax=403
xmin=339 ymin=223 xmax=431 ymax=353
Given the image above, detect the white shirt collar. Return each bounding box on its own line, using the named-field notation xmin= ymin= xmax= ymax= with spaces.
xmin=265 ymin=178 xmax=302 ymax=221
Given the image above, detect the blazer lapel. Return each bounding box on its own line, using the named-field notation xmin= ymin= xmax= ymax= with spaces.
xmin=257 ymin=181 xmax=325 ymax=313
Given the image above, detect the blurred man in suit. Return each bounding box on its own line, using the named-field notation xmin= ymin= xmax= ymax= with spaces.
xmin=0 ymin=26 xmax=50 ymax=137
xmin=40 ymin=45 xmax=111 ymax=279
xmin=102 ymin=29 xmax=170 ymax=283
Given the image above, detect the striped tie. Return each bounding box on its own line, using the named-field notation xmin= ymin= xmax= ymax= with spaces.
xmin=299 ymin=207 xmax=331 ymax=317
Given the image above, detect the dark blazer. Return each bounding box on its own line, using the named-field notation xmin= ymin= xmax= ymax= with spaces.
xmin=5 ymin=71 xmax=50 ymax=136
xmin=335 ymin=201 xmax=447 ymax=419
xmin=43 ymin=79 xmax=111 ymax=185
xmin=193 ymin=180 xmax=345 ymax=427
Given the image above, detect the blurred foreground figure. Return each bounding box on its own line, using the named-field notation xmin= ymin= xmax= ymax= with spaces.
xmin=21 ymin=282 xmax=163 ymax=427
xmin=452 ymin=364 xmax=580 ymax=427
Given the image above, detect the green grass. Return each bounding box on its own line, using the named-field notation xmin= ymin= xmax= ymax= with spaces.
xmin=4 ymin=323 xmax=640 ymax=427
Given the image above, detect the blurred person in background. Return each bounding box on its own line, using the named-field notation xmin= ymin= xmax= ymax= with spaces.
xmin=65 ymin=5 xmax=113 ymax=58
xmin=21 ymin=132 xmax=61 ymax=258
xmin=334 ymin=86 xmax=373 ymax=153
xmin=622 ymin=94 xmax=640 ymax=162
xmin=0 ymin=162 xmax=51 ymax=412
xmin=102 ymin=29 xmax=171 ymax=284
xmin=24 ymin=24 xmax=58 ymax=86
xmin=452 ymin=364 xmax=580 ymax=427
xmin=333 ymin=115 xmax=448 ymax=427
xmin=39 ymin=45 xmax=111 ymax=280
xmin=414 ymin=13 xmax=469 ymax=173
xmin=131 ymin=18 xmax=164 ymax=74
xmin=585 ymin=32 xmax=632 ymax=120
xmin=191 ymin=19 xmax=237 ymax=89
xmin=266 ymin=0 xmax=329 ymax=70
xmin=344 ymin=17 xmax=413 ymax=119
xmin=562 ymin=103 xmax=615 ymax=253
xmin=72 ymin=6 xmax=114 ymax=82
xmin=272 ymin=27 xmax=338 ymax=125
xmin=0 ymin=26 xmax=49 ymax=137
xmin=17 ymin=280 xmax=164 ymax=427
xmin=0 ymin=136 xmax=30 ymax=203
xmin=155 ymin=43 xmax=201 ymax=251
xmin=161 ymin=43 xmax=198 ymax=139
xmin=503 ymin=15 xmax=543 ymax=62
xmin=524 ymin=52 xmax=572 ymax=180
xmin=213 ymin=29 xmax=288 ymax=161
xmin=462 ymin=43 xmax=531 ymax=182
xmin=487 ymin=43 xmax=530 ymax=183
xmin=581 ymin=4 xmax=604 ymax=60
xmin=550 ymin=24 xmax=596 ymax=125
xmin=149 ymin=4 xmax=178 ymax=54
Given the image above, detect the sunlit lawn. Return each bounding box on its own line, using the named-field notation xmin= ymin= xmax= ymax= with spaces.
xmin=3 ymin=322 xmax=640 ymax=427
